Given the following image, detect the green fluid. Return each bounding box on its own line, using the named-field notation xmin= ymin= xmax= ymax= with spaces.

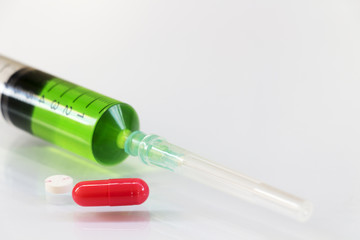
xmin=31 ymin=78 xmax=139 ymax=165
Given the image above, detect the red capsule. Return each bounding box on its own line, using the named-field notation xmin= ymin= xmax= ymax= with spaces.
xmin=72 ymin=178 xmax=149 ymax=207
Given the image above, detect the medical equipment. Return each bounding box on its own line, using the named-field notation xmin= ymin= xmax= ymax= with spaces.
xmin=0 ymin=55 xmax=312 ymax=221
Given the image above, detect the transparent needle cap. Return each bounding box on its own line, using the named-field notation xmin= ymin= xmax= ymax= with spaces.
xmin=125 ymin=131 xmax=313 ymax=222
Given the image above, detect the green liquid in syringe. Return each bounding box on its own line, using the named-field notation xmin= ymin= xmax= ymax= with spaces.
xmin=1 ymin=68 xmax=139 ymax=165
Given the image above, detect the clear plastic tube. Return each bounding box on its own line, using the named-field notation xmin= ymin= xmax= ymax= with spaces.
xmin=125 ymin=131 xmax=313 ymax=222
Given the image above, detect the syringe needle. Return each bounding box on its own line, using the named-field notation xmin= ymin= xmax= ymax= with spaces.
xmin=125 ymin=131 xmax=313 ymax=222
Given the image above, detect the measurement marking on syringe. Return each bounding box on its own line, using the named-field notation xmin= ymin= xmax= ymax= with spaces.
xmin=47 ymin=82 xmax=60 ymax=92
xmin=86 ymin=97 xmax=102 ymax=108
xmin=60 ymin=86 xmax=77 ymax=98
xmin=99 ymin=103 xmax=114 ymax=114
xmin=73 ymin=91 xmax=89 ymax=103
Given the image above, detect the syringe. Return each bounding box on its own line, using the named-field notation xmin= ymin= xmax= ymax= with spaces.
xmin=0 ymin=55 xmax=313 ymax=221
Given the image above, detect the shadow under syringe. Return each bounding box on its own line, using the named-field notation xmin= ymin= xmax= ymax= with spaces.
xmin=2 ymin=135 xmax=153 ymax=196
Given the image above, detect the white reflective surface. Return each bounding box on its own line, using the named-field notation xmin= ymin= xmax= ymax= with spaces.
xmin=1 ymin=0 xmax=360 ymax=239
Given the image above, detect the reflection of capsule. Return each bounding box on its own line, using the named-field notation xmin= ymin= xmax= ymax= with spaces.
xmin=73 ymin=207 xmax=151 ymax=232
xmin=72 ymin=178 xmax=149 ymax=206
xmin=0 ymin=55 xmax=139 ymax=165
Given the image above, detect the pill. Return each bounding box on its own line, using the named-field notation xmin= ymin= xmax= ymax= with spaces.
xmin=72 ymin=178 xmax=149 ymax=206
xmin=45 ymin=175 xmax=73 ymax=194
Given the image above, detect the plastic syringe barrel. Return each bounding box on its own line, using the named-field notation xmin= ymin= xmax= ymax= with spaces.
xmin=0 ymin=55 xmax=139 ymax=165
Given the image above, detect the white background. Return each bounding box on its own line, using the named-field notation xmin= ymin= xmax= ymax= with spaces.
xmin=0 ymin=0 xmax=360 ymax=239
